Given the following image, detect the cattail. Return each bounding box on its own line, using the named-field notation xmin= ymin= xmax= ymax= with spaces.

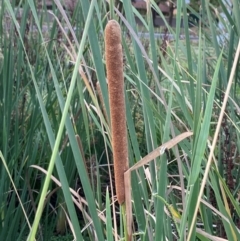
xmin=105 ymin=20 xmax=128 ymax=205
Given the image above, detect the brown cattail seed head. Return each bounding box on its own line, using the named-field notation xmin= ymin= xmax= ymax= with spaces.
xmin=105 ymin=20 xmax=128 ymax=205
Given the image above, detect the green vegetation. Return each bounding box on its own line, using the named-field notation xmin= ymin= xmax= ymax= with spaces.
xmin=0 ymin=0 xmax=239 ymax=240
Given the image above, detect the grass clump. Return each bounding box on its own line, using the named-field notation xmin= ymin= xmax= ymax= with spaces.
xmin=1 ymin=0 xmax=240 ymax=240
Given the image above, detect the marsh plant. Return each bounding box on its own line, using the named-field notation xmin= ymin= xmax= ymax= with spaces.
xmin=0 ymin=0 xmax=240 ymax=240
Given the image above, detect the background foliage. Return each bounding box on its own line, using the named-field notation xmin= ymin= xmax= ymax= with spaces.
xmin=0 ymin=0 xmax=239 ymax=240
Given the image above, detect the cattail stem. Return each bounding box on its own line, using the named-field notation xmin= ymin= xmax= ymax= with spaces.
xmin=96 ymin=81 xmax=109 ymax=124
xmin=105 ymin=20 xmax=128 ymax=205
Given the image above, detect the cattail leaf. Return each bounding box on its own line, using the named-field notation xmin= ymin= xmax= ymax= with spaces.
xmin=127 ymin=131 xmax=193 ymax=173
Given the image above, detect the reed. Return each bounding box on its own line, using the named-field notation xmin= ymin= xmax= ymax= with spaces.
xmin=105 ymin=20 xmax=128 ymax=205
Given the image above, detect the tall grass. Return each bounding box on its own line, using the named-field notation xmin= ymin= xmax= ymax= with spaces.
xmin=1 ymin=0 xmax=240 ymax=240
